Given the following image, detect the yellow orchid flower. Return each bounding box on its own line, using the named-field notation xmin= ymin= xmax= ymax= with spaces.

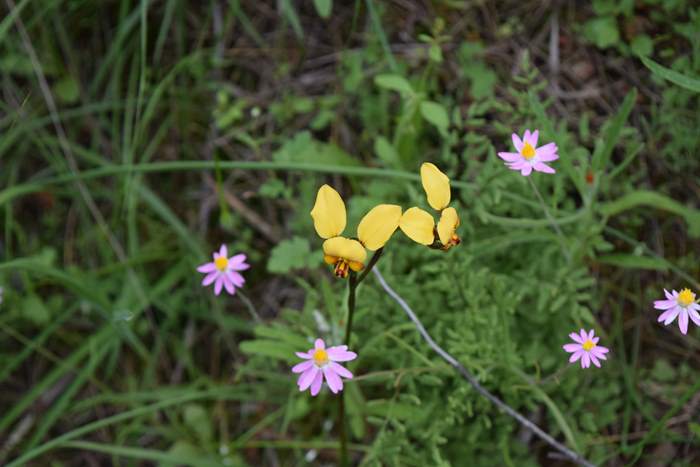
xmin=311 ymin=185 xmax=402 ymax=278
xmin=399 ymin=163 xmax=461 ymax=250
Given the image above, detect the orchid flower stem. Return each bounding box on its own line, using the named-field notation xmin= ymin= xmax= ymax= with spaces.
xmin=339 ymin=249 xmax=384 ymax=467
xmin=357 ymin=248 xmax=384 ymax=284
xmin=373 ymin=268 xmax=595 ymax=467
xmin=339 ymin=272 xmax=358 ymax=467
xmin=527 ymin=177 xmax=572 ymax=262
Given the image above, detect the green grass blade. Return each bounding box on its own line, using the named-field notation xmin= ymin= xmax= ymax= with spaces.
xmin=640 ymin=55 xmax=700 ymax=93
xmin=592 ymin=88 xmax=636 ymax=173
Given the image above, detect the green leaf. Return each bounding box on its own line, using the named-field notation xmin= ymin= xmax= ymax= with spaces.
xmin=53 ymin=76 xmax=80 ymax=104
xmin=21 ymin=294 xmax=52 ymax=325
xmin=650 ymin=359 xmax=676 ymax=383
xmin=599 ymin=190 xmax=700 ymax=237
xmin=584 ymin=17 xmax=619 ymax=49
xmin=183 ymin=404 xmax=213 ymax=444
xmin=253 ymin=324 xmax=310 ymax=350
xmin=591 ymin=88 xmax=636 ymax=173
xmin=374 ymin=136 xmax=401 ymax=168
xmin=690 ymin=423 xmax=700 ymax=440
xmin=313 ymin=0 xmax=332 ymax=18
xmin=239 ymin=339 xmax=298 ymax=363
xmin=374 ymin=74 xmax=414 ymax=97
xmin=267 ymin=237 xmax=313 ymax=274
xmin=419 ymin=101 xmax=450 ymax=135
xmin=597 ymin=254 xmax=668 ymax=271
xmin=279 ymin=0 xmax=303 ymax=38
xmin=630 ymin=34 xmax=653 ymax=56
xmin=639 ymin=55 xmax=700 ymax=93
xmin=272 ymin=131 xmax=359 ymax=167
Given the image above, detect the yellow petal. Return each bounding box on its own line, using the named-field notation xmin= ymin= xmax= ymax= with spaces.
xmin=357 ymin=204 xmax=402 ymax=251
xmin=420 ymin=162 xmax=451 ymax=211
xmin=399 ymin=207 xmax=435 ymax=245
xmin=310 ymin=185 xmax=346 ymax=239
xmin=322 ymin=237 xmax=367 ymax=265
xmin=437 ymin=207 xmax=460 ymax=245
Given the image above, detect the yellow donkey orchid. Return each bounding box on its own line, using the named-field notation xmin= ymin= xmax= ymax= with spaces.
xmin=399 ymin=163 xmax=461 ymax=250
xmin=311 ymin=185 xmax=402 ymax=278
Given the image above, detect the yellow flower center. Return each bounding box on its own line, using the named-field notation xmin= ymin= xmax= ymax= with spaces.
xmin=582 ymin=340 xmax=595 ymax=351
xmin=313 ymin=348 xmax=329 ymax=366
xmin=678 ymin=288 xmax=695 ymax=307
xmin=521 ymin=142 xmax=536 ymax=160
xmin=215 ymin=256 xmax=228 ymax=271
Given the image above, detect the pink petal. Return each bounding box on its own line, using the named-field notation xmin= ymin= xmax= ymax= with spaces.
xmin=292 ymin=360 xmax=314 ymax=373
xmin=523 ymin=129 xmax=531 ymax=143
xmin=591 ymin=347 xmax=609 ymax=359
xmin=569 ymin=350 xmax=584 ymax=363
xmin=323 ymin=367 xmax=343 ymax=393
xmin=507 ymin=161 xmax=525 ymax=169
xmin=520 ymin=165 xmax=532 ymax=176
xmin=535 ymin=142 xmax=557 ymax=156
xmin=537 ymin=152 xmax=559 ymax=162
xmin=569 ymin=332 xmax=583 ymax=344
xmin=511 ymin=133 xmax=523 ymax=152
xmin=314 ymin=338 xmax=325 ymax=350
xmin=228 ymin=253 xmax=247 ymax=266
xmin=497 ymin=152 xmax=521 ymax=162
xmin=219 ymin=244 xmax=228 ymax=257
xmin=654 ymin=299 xmax=677 ymax=310
xmin=232 ymin=262 xmax=250 ymax=272
xmin=563 ymin=343 xmax=582 ymax=353
xmin=530 ymin=129 xmax=539 ymax=147
xmin=297 ymin=367 xmax=318 ymax=391
xmin=329 ymin=361 xmax=353 ymax=379
xmin=678 ymin=310 xmax=689 ymax=334
xmin=533 ymin=162 xmax=555 ymax=174
xmin=579 ymin=329 xmax=588 ymax=342
xmin=587 ymin=330 xmax=596 ymax=341
xmin=590 ymin=354 xmax=602 ymax=368
xmin=202 ymin=272 xmax=218 ymax=286
xmin=592 ymin=337 xmax=599 ymax=344
xmin=222 ymin=275 xmax=235 ymax=295
xmin=688 ymin=308 xmax=700 ymax=327
xmin=658 ymin=307 xmax=680 ymax=325
xmin=197 ymin=263 xmax=217 ymax=273
xmin=230 ymin=254 xmax=251 ymax=271
xmin=296 ymin=351 xmax=312 ymax=359
xmin=663 ymin=288 xmax=674 ymax=300
xmin=327 ymin=346 xmax=357 ymax=362
xmin=227 ymin=271 xmax=245 ymax=288
xmin=214 ymin=276 xmax=224 ymax=295
xmin=581 ymin=353 xmax=591 ymax=368
xmin=309 ymin=370 xmax=324 ymax=396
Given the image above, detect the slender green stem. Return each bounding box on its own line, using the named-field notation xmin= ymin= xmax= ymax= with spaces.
xmin=527 ymin=177 xmax=572 ymax=262
xmin=357 ymin=248 xmax=383 ymax=284
xmin=344 ymin=273 xmax=358 ymax=345
xmin=339 ymin=272 xmax=358 ymax=467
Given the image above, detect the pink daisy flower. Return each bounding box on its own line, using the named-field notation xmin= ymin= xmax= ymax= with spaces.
xmin=196 ymin=244 xmax=250 ymax=296
xmin=654 ymin=288 xmax=700 ymax=335
xmin=497 ymin=129 xmax=559 ymax=176
xmin=292 ymin=338 xmax=357 ymax=396
xmin=563 ymin=329 xmax=609 ymax=369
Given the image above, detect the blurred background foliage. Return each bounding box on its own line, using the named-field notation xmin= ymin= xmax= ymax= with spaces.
xmin=1 ymin=0 xmax=699 ymax=465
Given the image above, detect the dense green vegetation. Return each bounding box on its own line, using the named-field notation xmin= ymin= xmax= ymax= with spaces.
xmin=1 ymin=1 xmax=699 ymax=465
